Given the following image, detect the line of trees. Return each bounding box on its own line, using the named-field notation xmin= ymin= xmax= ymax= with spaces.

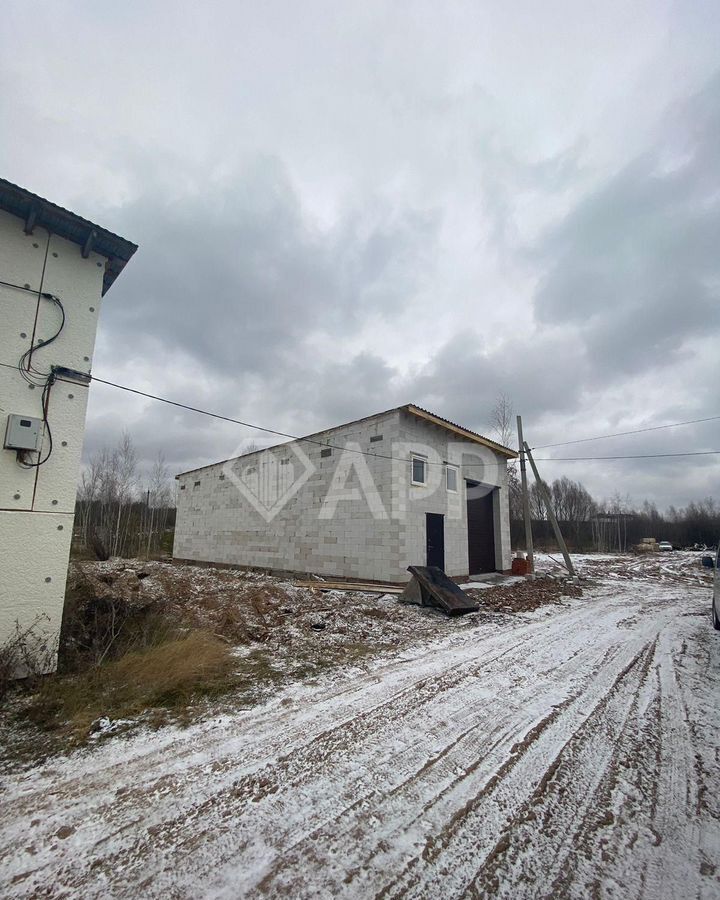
xmin=510 ymin=478 xmax=720 ymax=550
xmin=508 ymin=477 xmax=719 ymax=552
xmin=75 ymin=433 xmax=176 ymax=560
xmin=487 ymin=395 xmax=719 ymax=552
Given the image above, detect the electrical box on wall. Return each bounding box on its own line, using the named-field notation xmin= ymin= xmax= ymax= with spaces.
xmin=4 ymin=414 xmax=42 ymax=452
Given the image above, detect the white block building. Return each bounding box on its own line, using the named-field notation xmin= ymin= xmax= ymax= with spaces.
xmin=0 ymin=179 xmax=136 ymax=672
xmin=174 ymin=405 xmax=517 ymax=582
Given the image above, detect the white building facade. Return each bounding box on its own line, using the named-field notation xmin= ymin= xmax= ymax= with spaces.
xmin=174 ymin=405 xmax=516 ymax=582
xmin=0 ymin=179 xmax=136 ymax=671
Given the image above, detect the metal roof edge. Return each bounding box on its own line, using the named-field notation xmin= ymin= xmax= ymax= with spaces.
xmin=401 ymin=404 xmax=518 ymax=458
xmin=0 ymin=177 xmax=138 ymax=295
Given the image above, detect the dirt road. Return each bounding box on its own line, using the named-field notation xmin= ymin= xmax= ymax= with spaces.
xmin=2 ymin=555 xmax=719 ymax=898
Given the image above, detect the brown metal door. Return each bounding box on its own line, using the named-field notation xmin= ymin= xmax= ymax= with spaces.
xmin=467 ymin=484 xmax=495 ymax=574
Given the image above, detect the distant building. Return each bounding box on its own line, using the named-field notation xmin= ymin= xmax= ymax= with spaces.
xmin=174 ymin=405 xmax=517 ymax=582
xmin=0 ymin=179 xmax=137 ymax=672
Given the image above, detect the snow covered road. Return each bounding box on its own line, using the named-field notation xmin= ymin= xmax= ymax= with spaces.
xmin=2 ymin=557 xmax=719 ymax=898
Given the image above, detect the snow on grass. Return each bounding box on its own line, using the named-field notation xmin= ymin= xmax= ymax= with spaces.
xmin=0 ymin=553 xmax=718 ymax=898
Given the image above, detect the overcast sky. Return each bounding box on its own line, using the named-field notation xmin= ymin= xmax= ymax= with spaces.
xmin=2 ymin=0 xmax=719 ymax=509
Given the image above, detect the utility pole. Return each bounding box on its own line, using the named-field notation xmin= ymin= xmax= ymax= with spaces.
xmin=516 ymin=415 xmax=534 ymax=573
xmin=523 ymin=442 xmax=576 ymax=577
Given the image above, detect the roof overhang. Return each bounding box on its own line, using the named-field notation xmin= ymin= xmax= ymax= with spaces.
xmin=0 ymin=178 xmax=137 ymax=295
xmin=403 ymin=404 xmax=518 ymax=458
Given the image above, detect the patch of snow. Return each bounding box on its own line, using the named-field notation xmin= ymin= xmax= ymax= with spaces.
xmin=1 ymin=554 xmax=718 ymax=898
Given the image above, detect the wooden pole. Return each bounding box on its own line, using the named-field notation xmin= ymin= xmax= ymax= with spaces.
xmin=523 ymin=442 xmax=576 ymax=576
xmin=516 ymin=415 xmax=534 ymax=572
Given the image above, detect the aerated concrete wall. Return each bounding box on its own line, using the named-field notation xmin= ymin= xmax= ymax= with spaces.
xmin=174 ymin=408 xmax=512 ymax=582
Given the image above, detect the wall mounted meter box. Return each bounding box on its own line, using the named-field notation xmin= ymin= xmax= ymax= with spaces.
xmin=4 ymin=414 xmax=43 ymax=452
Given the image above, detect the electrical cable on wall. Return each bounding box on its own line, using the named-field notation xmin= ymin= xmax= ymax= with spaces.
xmin=16 ymin=373 xmax=55 ymax=468
xmin=0 ymin=277 xmax=66 ymax=383
xmin=19 ymin=293 xmax=65 ymax=386
xmin=2 ymin=282 xmax=66 ymax=467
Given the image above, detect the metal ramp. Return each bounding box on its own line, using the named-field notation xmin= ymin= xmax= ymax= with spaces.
xmin=400 ymin=566 xmax=479 ymax=616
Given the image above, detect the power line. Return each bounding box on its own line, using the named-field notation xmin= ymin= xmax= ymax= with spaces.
xmin=532 ymin=450 xmax=720 ymax=461
xmin=0 ymin=360 xmax=508 ymax=468
xmin=532 ymin=414 xmax=720 ymax=450
xmin=1 ymin=359 xmax=718 ymax=465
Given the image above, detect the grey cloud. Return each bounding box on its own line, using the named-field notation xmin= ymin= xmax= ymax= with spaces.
xmin=409 ymin=330 xmax=590 ymax=432
xmin=532 ymin=73 xmax=720 ymax=377
xmin=101 ymin=157 xmax=438 ymax=379
xmin=2 ymin=2 xmax=718 ymax=511
xmin=281 ymin=352 xmax=404 ymax=428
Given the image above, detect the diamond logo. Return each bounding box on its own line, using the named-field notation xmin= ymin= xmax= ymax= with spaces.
xmin=222 ymin=440 xmax=315 ymax=522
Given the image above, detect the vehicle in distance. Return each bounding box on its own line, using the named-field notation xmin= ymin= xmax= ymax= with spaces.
xmin=658 ymin=541 xmax=673 ymax=551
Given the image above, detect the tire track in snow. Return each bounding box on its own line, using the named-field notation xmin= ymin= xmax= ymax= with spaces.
xmin=205 ymin=613 xmax=668 ymax=897
xmin=469 ymin=639 xmax=660 ymax=899
xmin=638 ymin=628 xmax=704 ymax=899
xmin=2 ymin=587 xmax=715 ymax=900
xmin=77 ymin=626 xmax=567 ymax=893
xmin=374 ymin=640 xmax=659 ymax=900
xmin=3 ymin=601 xmax=620 ymax=896
xmin=1 ymin=622 xmax=549 ymax=894
xmin=247 ymin=646 xmax=615 ymax=898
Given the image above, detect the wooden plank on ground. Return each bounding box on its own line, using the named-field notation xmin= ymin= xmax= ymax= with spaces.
xmin=295 ymin=580 xmax=404 ymax=594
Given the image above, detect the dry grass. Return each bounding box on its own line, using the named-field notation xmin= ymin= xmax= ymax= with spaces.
xmin=26 ymin=631 xmax=236 ymax=740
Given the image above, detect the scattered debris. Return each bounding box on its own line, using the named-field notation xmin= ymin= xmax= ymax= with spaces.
xmin=464 ymin=577 xmax=583 ymax=613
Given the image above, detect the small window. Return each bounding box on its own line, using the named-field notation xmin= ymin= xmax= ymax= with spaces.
xmin=411 ymin=455 xmax=427 ymax=485
xmin=320 ymin=448 xmax=332 ymax=458
xmin=245 ymin=466 xmax=256 ymax=476
xmin=446 ymin=465 xmax=458 ymax=493
xmin=180 ymin=484 xmax=186 ymax=491
xmin=280 ymin=458 xmax=290 ymax=466
xmin=194 ymin=480 xmax=201 ymax=487
xmin=370 ymin=434 xmax=383 ymax=443
xmin=219 ymin=474 xmax=225 ymax=481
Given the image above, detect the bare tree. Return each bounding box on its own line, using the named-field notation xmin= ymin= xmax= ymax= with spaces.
xmin=143 ymin=451 xmax=173 ymax=557
xmin=77 ymin=453 xmax=102 ymax=546
xmin=241 ymin=439 xmax=261 ymax=456
xmin=551 ymin=476 xmax=596 ymax=541
xmin=77 ymin=434 xmax=141 ymax=558
xmin=488 ymin=393 xmax=521 ymax=525
xmin=111 ymin=432 xmax=138 ymax=557
xmin=529 ymin=480 xmax=550 ymax=520
xmin=488 ymin=393 xmax=515 ymax=449
xmin=76 ymin=434 xmax=177 ymax=560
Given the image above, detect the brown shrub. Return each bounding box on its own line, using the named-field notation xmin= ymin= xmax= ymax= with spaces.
xmin=0 ymin=616 xmax=57 ymax=699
